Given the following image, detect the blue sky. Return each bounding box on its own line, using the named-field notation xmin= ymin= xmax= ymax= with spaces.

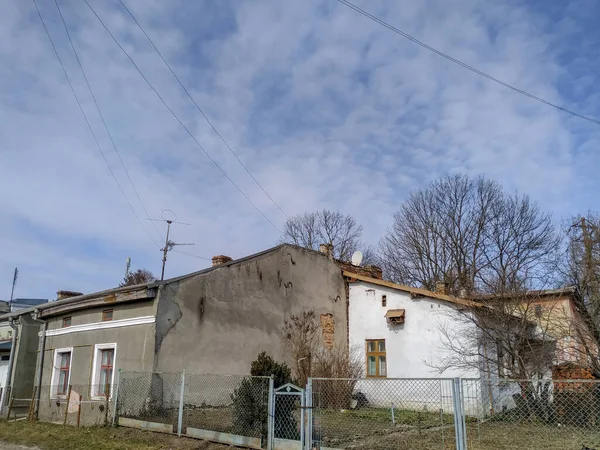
xmin=1 ymin=0 xmax=599 ymax=299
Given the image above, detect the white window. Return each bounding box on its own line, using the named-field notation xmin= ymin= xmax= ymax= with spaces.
xmin=90 ymin=343 xmax=116 ymax=399
xmin=51 ymin=348 xmax=73 ymax=398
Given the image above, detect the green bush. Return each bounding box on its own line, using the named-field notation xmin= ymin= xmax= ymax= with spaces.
xmin=231 ymin=352 xmax=296 ymax=441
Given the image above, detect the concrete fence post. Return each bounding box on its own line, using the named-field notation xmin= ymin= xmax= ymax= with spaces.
xmin=451 ymin=378 xmax=466 ymax=450
xmin=305 ymin=378 xmax=313 ymax=450
xmin=267 ymin=375 xmax=275 ymax=450
xmin=112 ymin=369 xmax=121 ymax=427
xmin=177 ymin=370 xmax=185 ymax=436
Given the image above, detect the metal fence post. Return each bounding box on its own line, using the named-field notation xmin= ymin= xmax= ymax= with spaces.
xmin=267 ymin=375 xmax=275 ymax=450
xmin=305 ymin=378 xmax=313 ymax=450
xmin=111 ymin=369 xmax=121 ymax=427
xmin=452 ymin=378 xmax=466 ymax=450
xmin=178 ymin=370 xmax=185 ymax=436
xmin=460 ymin=378 xmax=468 ymax=449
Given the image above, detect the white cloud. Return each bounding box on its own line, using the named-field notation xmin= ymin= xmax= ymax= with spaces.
xmin=0 ymin=0 xmax=598 ymax=298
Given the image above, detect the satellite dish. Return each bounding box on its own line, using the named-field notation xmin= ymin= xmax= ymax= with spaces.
xmin=351 ymin=251 xmax=363 ymax=266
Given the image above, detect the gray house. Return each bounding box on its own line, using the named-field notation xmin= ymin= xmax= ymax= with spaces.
xmin=1 ymin=244 xmax=378 ymax=421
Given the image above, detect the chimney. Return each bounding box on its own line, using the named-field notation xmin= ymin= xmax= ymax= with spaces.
xmin=458 ymin=288 xmax=469 ymax=299
xmin=212 ymin=255 xmax=233 ymax=266
xmin=57 ymin=290 xmax=83 ymax=301
xmin=435 ymin=282 xmax=449 ymax=295
xmin=319 ymin=243 xmax=334 ymax=260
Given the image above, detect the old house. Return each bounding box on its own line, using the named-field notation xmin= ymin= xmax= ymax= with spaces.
xmin=1 ymin=244 xmax=365 ymax=420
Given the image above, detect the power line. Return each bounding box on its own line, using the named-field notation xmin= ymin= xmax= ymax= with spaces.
xmin=53 ymin=0 xmax=163 ymax=242
xmin=83 ymin=0 xmax=283 ymax=235
xmin=31 ymin=0 xmax=161 ymax=249
xmin=117 ymin=0 xmax=288 ymax=219
xmin=336 ymin=0 xmax=600 ymax=127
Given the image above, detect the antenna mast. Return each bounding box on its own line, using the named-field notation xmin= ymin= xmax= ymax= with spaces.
xmin=9 ymin=268 xmax=18 ymax=303
xmin=147 ymin=210 xmax=195 ymax=280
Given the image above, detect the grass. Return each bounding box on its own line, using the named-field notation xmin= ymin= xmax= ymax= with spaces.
xmin=314 ymin=407 xmax=600 ymax=449
xmin=0 ymin=420 xmax=229 ymax=450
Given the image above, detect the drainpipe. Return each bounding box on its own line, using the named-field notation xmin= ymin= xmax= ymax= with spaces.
xmin=32 ymin=309 xmax=47 ymax=420
xmin=1 ymin=318 xmax=19 ymax=414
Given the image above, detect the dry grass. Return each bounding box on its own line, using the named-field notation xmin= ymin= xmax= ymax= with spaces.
xmin=0 ymin=421 xmax=229 ymax=450
xmin=316 ymin=407 xmax=600 ymax=449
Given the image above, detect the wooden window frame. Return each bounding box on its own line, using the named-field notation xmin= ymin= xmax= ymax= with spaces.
xmin=102 ymin=309 xmax=114 ymax=322
xmin=51 ymin=348 xmax=73 ymax=398
xmin=90 ymin=343 xmax=117 ymax=399
xmin=98 ymin=349 xmax=114 ymax=396
xmin=366 ymin=339 xmax=387 ymax=378
xmin=62 ymin=317 xmax=72 ymax=328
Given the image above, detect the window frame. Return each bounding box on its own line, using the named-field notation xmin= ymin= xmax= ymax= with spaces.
xmin=381 ymin=295 xmax=387 ymax=307
xmin=102 ymin=309 xmax=114 ymax=322
xmin=366 ymin=339 xmax=387 ymax=378
xmin=62 ymin=317 xmax=72 ymax=328
xmin=90 ymin=343 xmax=117 ymax=399
xmin=51 ymin=347 xmax=73 ymax=398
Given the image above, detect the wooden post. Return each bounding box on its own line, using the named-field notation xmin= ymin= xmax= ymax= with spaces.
xmin=27 ymin=386 xmax=37 ymax=421
xmin=104 ymin=382 xmax=110 ymax=427
xmin=63 ymin=385 xmax=72 ymax=426
xmin=6 ymin=397 xmax=14 ymax=421
xmin=76 ymin=394 xmax=82 ymax=427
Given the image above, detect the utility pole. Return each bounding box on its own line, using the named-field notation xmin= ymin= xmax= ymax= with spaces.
xmin=147 ymin=210 xmax=195 ymax=281
xmin=9 ymin=268 xmax=18 ymax=303
xmin=125 ymin=257 xmax=131 ymax=280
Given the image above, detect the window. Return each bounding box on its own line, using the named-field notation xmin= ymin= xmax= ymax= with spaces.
xmin=382 ymin=295 xmax=387 ymax=307
xmin=102 ymin=309 xmax=113 ymax=321
xmin=62 ymin=317 xmax=72 ymax=327
xmin=91 ymin=343 xmax=117 ymax=398
xmin=51 ymin=348 xmax=73 ymax=397
xmin=366 ymin=339 xmax=387 ymax=377
xmin=535 ymin=305 xmax=543 ymax=319
xmin=0 ymin=355 xmax=9 ymax=362
xmin=98 ymin=349 xmax=114 ymax=395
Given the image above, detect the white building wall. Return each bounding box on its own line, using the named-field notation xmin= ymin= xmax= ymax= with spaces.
xmin=349 ymin=281 xmax=481 ymax=380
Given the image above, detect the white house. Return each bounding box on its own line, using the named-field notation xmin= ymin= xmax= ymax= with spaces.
xmin=345 ymin=272 xmax=486 ymax=414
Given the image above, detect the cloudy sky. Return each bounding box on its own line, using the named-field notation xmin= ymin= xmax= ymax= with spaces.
xmin=1 ymin=0 xmax=599 ymax=299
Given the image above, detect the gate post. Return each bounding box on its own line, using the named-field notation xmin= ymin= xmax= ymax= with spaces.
xmin=452 ymin=378 xmax=466 ymax=450
xmin=305 ymin=378 xmax=313 ymax=450
xmin=177 ymin=370 xmax=185 ymax=437
xmin=267 ymin=375 xmax=275 ymax=450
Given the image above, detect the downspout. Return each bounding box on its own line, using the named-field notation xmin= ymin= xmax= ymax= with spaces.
xmin=1 ymin=318 xmax=18 ymax=413
xmin=32 ymin=309 xmax=47 ymax=420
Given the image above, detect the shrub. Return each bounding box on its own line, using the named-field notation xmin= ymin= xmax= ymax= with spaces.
xmin=231 ymin=352 xmax=295 ymax=441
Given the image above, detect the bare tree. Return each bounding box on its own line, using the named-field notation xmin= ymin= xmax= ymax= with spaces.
xmin=282 ymin=210 xmax=370 ymax=262
xmin=380 ymin=174 xmax=559 ymax=294
xmin=561 ymin=213 xmax=600 ymax=376
xmin=120 ymin=268 xmax=156 ymax=287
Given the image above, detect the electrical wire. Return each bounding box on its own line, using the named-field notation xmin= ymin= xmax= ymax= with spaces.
xmin=336 ymin=0 xmax=600 ymax=127
xmin=32 ymin=0 xmax=161 ymax=249
xmin=53 ymin=0 xmax=163 ymax=243
xmin=83 ymin=0 xmax=283 ymax=235
xmin=117 ymin=0 xmax=288 ymax=219
xmin=172 ymin=249 xmax=211 ymax=261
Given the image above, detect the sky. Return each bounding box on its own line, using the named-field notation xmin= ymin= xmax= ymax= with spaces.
xmin=1 ymin=0 xmax=599 ymax=300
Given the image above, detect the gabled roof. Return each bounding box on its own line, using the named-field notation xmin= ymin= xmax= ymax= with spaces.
xmin=342 ymin=271 xmax=481 ymax=308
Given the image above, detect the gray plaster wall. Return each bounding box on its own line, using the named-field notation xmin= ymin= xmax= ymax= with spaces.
xmin=153 ymin=245 xmax=348 ymax=376
xmin=39 ymin=300 xmax=157 ymax=393
xmin=11 ymin=315 xmax=41 ymax=400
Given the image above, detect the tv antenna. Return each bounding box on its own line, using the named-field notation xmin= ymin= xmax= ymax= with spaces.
xmin=147 ymin=210 xmax=195 ymax=280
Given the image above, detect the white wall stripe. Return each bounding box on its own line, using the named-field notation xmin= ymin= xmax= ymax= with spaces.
xmin=43 ymin=316 xmax=155 ymax=337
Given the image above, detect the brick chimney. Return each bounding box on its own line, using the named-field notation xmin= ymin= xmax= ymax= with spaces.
xmin=435 ymin=282 xmax=449 ymax=295
xmin=57 ymin=290 xmax=83 ymax=301
xmin=212 ymin=255 xmax=233 ymax=266
xmin=319 ymin=243 xmax=334 ymax=260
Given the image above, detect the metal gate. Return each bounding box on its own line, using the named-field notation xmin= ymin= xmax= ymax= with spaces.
xmin=268 ymin=383 xmax=305 ymax=450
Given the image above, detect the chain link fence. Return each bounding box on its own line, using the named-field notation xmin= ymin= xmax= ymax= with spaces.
xmin=5 ymin=374 xmax=600 ymax=450
xmin=462 ymin=378 xmax=600 ymax=450
xmin=183 ymin=373 xmax=270 ymax=442
xmin=309 ymin=378 xmax=457 ymax=450
xmin=117 ymin=371 xmax=181 ymax=432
